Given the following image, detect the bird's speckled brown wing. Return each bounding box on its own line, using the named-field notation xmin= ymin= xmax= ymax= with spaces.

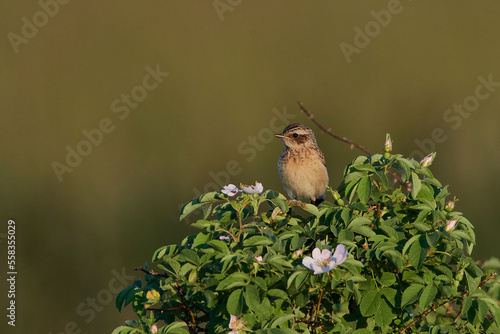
xmin=318 ymin=149 xmax=326 ymax=167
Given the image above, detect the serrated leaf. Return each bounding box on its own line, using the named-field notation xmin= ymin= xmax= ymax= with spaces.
xmin=270 ymin=314 xmax=296 ymax=328
xmin=402 ymin=234 xmax=421 ymax=255
xmin=383 ymin=250 xmax=404 ymax=271
xmin=411 ymin=172 xmax=422 ymax=199
xmin=348 ymin=217 xmax=372 ymax=229
xmin=381 ymin=287 xmax=398 ymax=307
xmin=376 ymin=171 xmax=389 ymax=189
xmin=351 ymin=225 xmax=376 ymax=237
xmin=461 ymin=295 xmax=473 ymax=315
xmin=245 ymin=284 xmax=261 ymax=311
xmin=426 ymin=231 xmax=441 ymax=248
xmin=111 ymin=326 xmax=140 ymax=334
xmin=208 ymin=240 xmax=230 ymax=254
xmin=268 ymin=289 xmax=290 ymax=301
xmin=478 ymin=299 xmax=488 ymax=322
xmin=216 ymin=272 xmax=250 ymax=290
xmin=360 ymin=290 xmax=381 ymax=317
xmin=419 ymin=284 xmax=438 ymax=308
xmin=192 ymin=232 xmax=211 ymax=248
xmin=303 ymin=203 xmax=320 ymax=217
xmin=287 ymin=270 xmax=309 ymax=290
xmin=357 ymin=176 xmax=372 ymax=204
xmin=251 ymin=277 xmax=268 ymax=291
xmin=409 ymin=237 xmax=428 ymax=270
xmin=345 ymin=171 xmax=368 ymax=183
xmin=374 ymin=299 xmax=393 ymax=328
xmin=266 ymin=197 xmax=289 ymax=213
xmin=401 ymin=284 xmax=424 ymax=307
xmin=378 ymin=272 xmax=397 ymax=286
xmin=227 ymin=288 xmax=245 ymax=316
xmin=164 ymin=321 xmax=190 ymax=334
xmin=243 ymin=236 xmax=273 ymax=247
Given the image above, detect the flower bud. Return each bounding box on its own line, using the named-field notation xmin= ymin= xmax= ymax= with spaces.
xmin=383 ymin=133 xmax=393 ymax=153
xmin=445 ymin=219 xmax=457 ymax=232
xmin=445 ymin=201 xmax=455 ymax=212
xmin=292 ymin=249 xmax=303 ymax=260
xmin=332 ymin=190 xmax=341 ymax=201
xmin=420 ymin=152 xmax=436 ymax=168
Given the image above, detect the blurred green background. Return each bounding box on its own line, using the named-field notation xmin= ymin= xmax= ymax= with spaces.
xmin=1 ymin=1 xmax=500 ymax=332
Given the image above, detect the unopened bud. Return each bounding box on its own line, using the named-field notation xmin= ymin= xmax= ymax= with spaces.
xmin=384 ymin=133 xmax=393 ymax=153
xmin=445 ymin=201 xmax=455 ymax=212
xmin=420 ymin=152 xmax=436 ymax=168
xmin=444 ymin=219 xmax=457 ymax=232
xmin=292 ymin=249 xmax=303 ymax=260
xmin=332 ymin=190 xmax=342 ymax=201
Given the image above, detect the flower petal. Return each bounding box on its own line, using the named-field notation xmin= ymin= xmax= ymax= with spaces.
xmin=321 ymin=248 xmax=332 ymax=260
xmin=302 ymin=256 xmax=315 ymax=269
xmin=332 ymin=244 xmax=347 ymax=265
xmin=311 ymin=248 xmax=321 ymax=260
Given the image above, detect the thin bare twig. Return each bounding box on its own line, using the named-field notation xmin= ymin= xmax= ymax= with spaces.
xmin=297 ymin=102 xmax=372 ymax=156
xmin=297 ymin=101 xmax=403 ymax=186
xmin=453 ymin=272 xmax=497 ymax=324
xmin=135 ymin=266 xmax=169 ymax=278
xmin=400 ymin=272 xmax=497 ymax=333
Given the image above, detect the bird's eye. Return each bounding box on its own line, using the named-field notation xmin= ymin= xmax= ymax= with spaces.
xmin=292 ymin=133 xmax=299 ymax=138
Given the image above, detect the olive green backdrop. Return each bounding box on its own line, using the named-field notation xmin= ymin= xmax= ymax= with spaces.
xmin=1 ymin=1 xmax=500 ymax=333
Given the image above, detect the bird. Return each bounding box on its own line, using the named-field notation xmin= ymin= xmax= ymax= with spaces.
xmin=275 ymin=123 xmax=329 ymax=205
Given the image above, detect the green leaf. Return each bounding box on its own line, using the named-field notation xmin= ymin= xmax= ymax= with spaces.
xmin=256 ymin=297 xmax=271 ymax=321
xmin=402 ymin=234 xmax=421 ymax=255
xmin=216 ymin=272 xmax=250 ymax=290
xmin=303 ymin=203 xmax=320 ymax=217
xmin=287 ymin=270 xmax=309 ymax=290
xmin=347 ymin=217 xmax=372 ymax=229
xmin=351 ymin=225 xmax=376 ymax=237
xmin=179 ymin=200 xmax=204 ymax=221
xmin=270 ymin=314 xmax=295 ymax=328
xmin=178 ymin=249 xmax=200 ymax=266
xmin=111 ymin=326 xmax=142 ymax=334
xmin=245 ymin=284 xmax=261 ymax=311
xmin=341 ymin=208 xmax=352 ymax=225
xmin=381 ymin=287 xmax=399 ymax=307
xmin=374 ymin=299 xmax=393 ymax=328
xmin=377 ymin=272 xmax=397 ymax=286
xmin=409 ymin=237 xmax=428 ymax=270
xmin=251 ymin=277 xmax=268 ymax=291
xmin=192 ymin=232 xmax=211 ymax=248
xmin=208 ymin=240 xmax=230 ymax=254
xmin=401 ymin=284 xmax=424 ymax=307
xmin=383 ymin=250 xmax=404 ymax=271
xmin=477 ymin=299 xmax=488 ymax=323
xmin=268 ymin=289 xmax=290 ymax=301
xmin=425 ymin=231 xmax=441 ymax=248
xmin=345 ymin=170 xmax=367 ymax=183
xmin=227 ymin=288 xmax=245 ymax=316
xmin=411 ymin=172 xmax=422 ymax=199
xmin=376 ymin=171 xmax=389 ymax=189
xmin=461 ymin=295 xmax=473 ymax=315
xmin=243 ymin=236 xmax=273 ymax=247
xmin=360 ymin=290 xmax=381 ymax=317
xmin=164 ymin=322 xmax=190 ymax=334
xmin=357 ymin=176 xmax=372 ymax=204
xmin=419 ymin=284 xmax=438 ymax=308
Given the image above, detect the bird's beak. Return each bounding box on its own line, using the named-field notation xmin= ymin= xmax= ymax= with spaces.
xmin=275 ymin=134 xmax=285 ymax=139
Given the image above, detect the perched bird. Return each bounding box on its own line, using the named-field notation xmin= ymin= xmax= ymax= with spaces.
xmin=275 ymin=123 xmax=329 ymax=205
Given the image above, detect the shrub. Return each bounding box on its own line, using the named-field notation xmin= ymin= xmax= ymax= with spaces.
xmin=112 ymin=137 xmax=499 ymax=334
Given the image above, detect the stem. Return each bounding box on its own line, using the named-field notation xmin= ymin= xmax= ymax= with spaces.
xmin=399 ymin=272 xmax=497 ymax=333
xmin=297 ymin=102 xmax=372 ymax=156
xmin=315 ymin=288 xmax=324 ymax=322
xmin=298 ymin=101 xmax=403 ymax=186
